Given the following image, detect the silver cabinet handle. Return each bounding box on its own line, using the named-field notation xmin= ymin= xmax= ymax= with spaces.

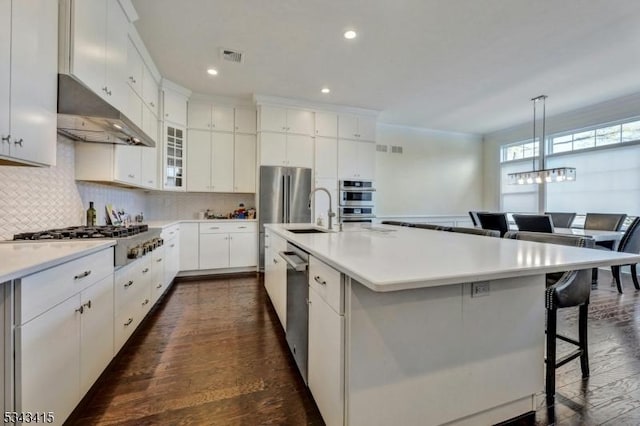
xmin=156 ymin=258 xmax=163 ymax=262
xmin=124 ymin=280 xmax=134 ymax=288
xmin=128 ymin=174 xmax=135 ymax=178
xmin=314 ymin=275 xmax=327 ymax=285
xmin=238 ymin=226 xmax=247 ymax=229
xmin=1 ymin=134 xmax=10 ymax=143
xmin=102 ymin=86 xmax=108 ymax=93
xmin=124 ymin=318 xmax=133 ymax=326
xmin=210 ymin=227 xmax=220 ymax=230
xmin=170 ymin=244 xmax=175 ymax=247
xmin=142 ymin=299 xmax=150 ymax=306
xmin=142 ymin=268 xmax=149 ymax=273
xmin=14 ymin=138 xmax=23 ymax=147
xmin=156 ymin=283 xmax=162 ymax=289
xmin=74 ymin=270 xmax=92 ymax=280
xmin=83 ymin=300 xmax=92 ymax=309
xmin=75 ymin=305 xmax=84 ymax=314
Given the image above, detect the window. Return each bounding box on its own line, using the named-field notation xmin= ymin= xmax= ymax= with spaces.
xmin=549 ymin=118 xmax=640 ymax=154
xmin=501 ymin=139 xmax=539 ymax=163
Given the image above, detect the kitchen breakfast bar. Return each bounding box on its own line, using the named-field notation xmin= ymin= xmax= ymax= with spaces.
xmin=264 ymin=223 xmax=640 ymax=426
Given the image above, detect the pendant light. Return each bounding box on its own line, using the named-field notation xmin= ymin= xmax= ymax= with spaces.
xmin=508 ymin=95 xmax=576 ymax=185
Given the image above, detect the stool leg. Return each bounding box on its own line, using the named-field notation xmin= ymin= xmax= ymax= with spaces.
xmin=612 ymin=265 xmax=623 ymax=293
xmin=579 ymin=303 xmax=590 ymax=378
xmin=591 ymin=267 xmax=598 ymax=287
xmin=631 ymin=264 xmax=640 ymax=290
xmin=546 ymin=307 xmax=557 ymax=401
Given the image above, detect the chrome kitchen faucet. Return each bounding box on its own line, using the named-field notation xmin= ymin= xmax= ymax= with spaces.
xmin=308 ymin=187 xmax=335 ymax=231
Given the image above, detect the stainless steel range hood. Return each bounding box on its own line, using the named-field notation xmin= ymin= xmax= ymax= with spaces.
xmin=57 ymin=74 xmax=155 ymax=147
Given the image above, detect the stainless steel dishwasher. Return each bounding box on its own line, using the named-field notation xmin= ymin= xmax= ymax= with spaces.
xmin=279 ymin=243 xmax=309 ymax=384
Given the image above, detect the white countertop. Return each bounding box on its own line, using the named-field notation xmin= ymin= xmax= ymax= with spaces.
xmin=146 ymin=219 xmax=257 ymax=228
xmin=0 ymin=240 xmax=116 ymax=283
xmin=266 ymin=223 xmax=640 ymax=292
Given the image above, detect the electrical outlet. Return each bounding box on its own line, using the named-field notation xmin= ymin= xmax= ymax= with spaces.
xmin=471 ymin=282 xmax=490 ymax=297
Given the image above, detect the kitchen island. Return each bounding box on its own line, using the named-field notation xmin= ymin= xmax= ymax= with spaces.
xmin=265 ymin=223 xmax=640 ymax=426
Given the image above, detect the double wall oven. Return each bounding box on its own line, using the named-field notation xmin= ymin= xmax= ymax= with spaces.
xmin=339 ymin=179 xmax=376 ymax=222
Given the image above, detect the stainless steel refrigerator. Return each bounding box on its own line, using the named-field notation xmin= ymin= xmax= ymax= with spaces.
xmin=259 ymin=166 xmax=312 ymax=270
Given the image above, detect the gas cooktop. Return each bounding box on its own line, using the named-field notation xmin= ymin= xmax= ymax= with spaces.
xmin=13 ymin=225 xmax=149 ymax=241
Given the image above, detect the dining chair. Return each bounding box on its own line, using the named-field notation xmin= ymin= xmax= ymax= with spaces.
xmin=449 ymin=227 xmax=499 ymax=237
xmin=468 ymin=211 xmax=487 ymax=227
xmin=609 ymin=217 xmax=640 ymax=293
xmin=545 ymin=212 xmax=577 ymax=229
xmin=413 ymin=223 xmax=452 ymax=231
xmin=513 ymin=214 xmax=555 ymax=233
xmin=584 ymin=213 xmax=627 ymax=285
xmin=504 ymin=231 xmax=595 ymax=402
xmin=476 ymin=212 xmax=510 ymax=237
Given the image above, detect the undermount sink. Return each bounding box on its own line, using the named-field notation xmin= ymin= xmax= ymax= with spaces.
xmin=287 ymin=228 xmax=329 ymax=234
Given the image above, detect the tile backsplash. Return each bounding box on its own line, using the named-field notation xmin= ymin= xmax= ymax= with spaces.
xmin=0 ymin=137 xmax=257 ymax=240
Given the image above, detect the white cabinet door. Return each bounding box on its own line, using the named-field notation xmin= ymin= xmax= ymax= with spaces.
xmin=212 ymin=105 xmax=235 ymax=132
xmin=271 ymin=251 xmax=287 ymax=328
xmin=287 ymin=109 xmax=314 ymax=135
xmin=358 ymin=116 xmax=377 ymax=141
xmin=338 ymin=139 xmax=359 ymax=179
xmin=286 ymin=134 xmax=314 ymax=168
xmin=188 ymin=101 xmax=211 ymax=130
xmin=114 ymin=145 xmax=142 ymax=185
xmin=72 ymin=0 xmax=106 ymax=103
xmin=234 ymin=134 xmax=256 ymax=193
xmin=163 ymin=89 xmax=188 ymax=126
xmin=80 ymin=275 xmax=114 ymax=395
xmin=235 ymin=108 xmax=256 ymax=134
xmin=140 ymin=108 xmax=158 ymax=189
xmin=229 ymin=233 xmax=257 ymax=267
xmin=260 ymin=132 xmax=287 ymax=166
xmin=0 ymin=0 xmax=10 ymax=157
xmin=163 ymin=124 xmax=186 ymax=190
xmin=9 ymin=0 xmax=57 ymax=165
xmin=179 ymin=223 xmax=199 ymax=271
xmin=358 ymin=141 xmax=376 ymax=180
xmin=199 ymin=234 xmax=229 ymax=269
xmin=308 ymin=286 xmax=344 ymax=426
xmin=211 ymin=132 xmax=234 ymax=192
xmin=126 ymin=38 xmax=143 ymax=95
xmin=260 ymin=105 xmax=287 ymax=132
xmin=315 ymin=111 xmax=338 ymax=138
xmin=338 ymin=113 xmax=359 ymax=140
xmin=142 ymin=64 xmax=159 ymax=115
xmin=127 ymin=87 xmax=143 ymax=126
xmin=186 ymin=129 xmax=211 ymax=192
xmin=104 ymin=0 xmax=128 ymax=112
xmin=315 ymin=137 xmax=337 ymax=178
xmin=19 ymin=295 xmax=81 ymax=423
xmin=164 ymin=235 xmax=180 ymax=285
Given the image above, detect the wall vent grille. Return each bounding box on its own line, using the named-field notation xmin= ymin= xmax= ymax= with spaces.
xmin=220 ymin=48 xmax=243 ymax=63
xmin=376 ymin=144 xmax=388 ymax=153
xmin=391 ymin=146 xmax=403 ymax=154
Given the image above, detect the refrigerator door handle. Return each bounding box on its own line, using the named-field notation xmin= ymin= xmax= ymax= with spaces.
xmin=286 ymin=174 xmax=291 ymax=223
xmin=282 ymin=175 xmax=287 ymax=223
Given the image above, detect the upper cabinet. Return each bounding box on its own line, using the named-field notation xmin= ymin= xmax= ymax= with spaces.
xmin=163 ymin=88 xmax=188 ymax=126
xmin=126 ymin=38 xmax=143 ymax=95
xmin=338 ymin=113 xmax=376 ymax=141
xmin=188 ymin=102 xmax=234 ymax=132
xmin=259 ymin=106 xmax=313 ymax=135
xmin=0 ymin=0 xmax=57 ymax=166
xmin=315 ymin=111 xmax=338 ymax=138
xmin=69 ymin=0 xmax=129 ymax=112
xmin=235 ymin=108 xmax=257 ymax=134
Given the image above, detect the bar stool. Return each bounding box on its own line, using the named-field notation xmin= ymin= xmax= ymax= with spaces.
xmin=504 ymin=231 xmax=595 ymax=401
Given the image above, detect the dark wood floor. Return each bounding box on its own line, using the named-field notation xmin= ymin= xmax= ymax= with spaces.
xmin=68 ymin=271 xmax=640 ymax=426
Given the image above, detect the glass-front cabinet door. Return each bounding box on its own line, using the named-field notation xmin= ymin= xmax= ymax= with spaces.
xmin=163 ymin=124 xmax=186 ymax=190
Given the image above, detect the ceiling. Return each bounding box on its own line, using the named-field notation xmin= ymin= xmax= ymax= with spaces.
xmin=131 ymin=0 xmax=640 ymax=135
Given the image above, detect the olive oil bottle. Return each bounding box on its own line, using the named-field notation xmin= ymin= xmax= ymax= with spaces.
xmin=86 ymin=201 xmax=97 ymax=227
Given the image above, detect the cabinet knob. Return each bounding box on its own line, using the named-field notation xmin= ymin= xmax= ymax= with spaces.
xmin=142 ymin=299 xmax=150 ymax=306
xmin=273 ymin=258 xmax=278 ymax=264
xmin=235 ymin=126 xmax=239 ymax=130
xmin=102 ymin=86 xmax=108 ymax=93
xmin=212 ymin=124 xmax=216 ymax=128
xmin=83 ymin=300 xmax=92 ymax=310
xmin=150 ymin=102 xmax=155 ymax=107
xmin=142 ymin=268 xmax=150 ymax=274
xmin=124 ymin=318 xmax=134 ymax=326
xmin=1 ymin=134 xmax=9 ymax=143
xmin=156 ymin=283 xmax=163 ymax=289
xmin=128 ymin=174 xmax=135 ymax=178
xmin=14 ymin=138 xmax=23 ymax=147
xmin=156 ymin=258 xmax=163 ymax=262
xmin=75 ymin=305 xmax=84 ymax=314
xmin=124 ymin=280 xmax=134 ymax=288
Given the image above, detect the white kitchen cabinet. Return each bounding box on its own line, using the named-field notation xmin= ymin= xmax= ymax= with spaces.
xmin=127 ymin=86 xmax=143 ymax=125
xmin=234 ymin=134 xmax=256 ymax=193
xmin=126 ymin=38 xmax=143 ymax=95
xmin=198 ymin=222 xmax=258 ymax=270
xmin=75 ymin=143 xmax=144 ymax=187
xmin=115 ymin=145 xmax=142 ymax=186
xmin=338 ymin=113 xmax=376 ymax=141
xmin=162 ymin=224 xmax=180 ymax=286
xmin=235 ymin=108 xmax=257 ymax=134
xmin=140 ymin=106 xmax=159 ymax=188
xmin=179 ymin=223 xmax=199 ymax=271
xmin=315 ymin=111 xmax=338 ymax=138
xmin=264 ymin=230 xmax=287 ymax=328
xmin=163 ymin=124 xmax=186 ymax=191
xmin=0 ymin=0 xmax=57 ymax=166
xmin=142 ymin=64 xmax=159 ymax=116
xmin=114 ymin=256 xmax=151 ymax=353
xmin=188 ymin=101 xmax=234 ymax=132
xmin=163 ymin=88 xmax=188 ymax=126
xmin=308 ymin=256 xmax=344 ymax=426
xmin=259 ymin=106 xmax=313 ymax=135
xmin=187 ymin=130 xmax=234 ymax=192
xmin=260 ymin=132 xmax=313 ymax=168
xmin=338 ymin=139 xmax=376 ymax=180
xmin=151 ymin=246 xmax=166 ymax=304
xmin=315 ymin=137 xmax=338 ymax=179
xmin=70 ymin=0 xmax=129 ymax=112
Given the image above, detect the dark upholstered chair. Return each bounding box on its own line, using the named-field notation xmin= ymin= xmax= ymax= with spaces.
xmin=545 ymin=212 xmax=577 ymax=228
xmin=449 ymin=227 xmax=499 ymax=237
xmin=610 ymin=217 xmax=640 ymax=293
xmin=382 ymin=221 xmax=409 ymax=226
xmin=513 ymin=214 xmax=555 ymax=233
xmin=413 ymin=223 xmax=452 ymax=231
xmin=584 ymin=213 xmax=627 ymax=285
xmin=468 ymin=211 xmax=487 ymax=227
xmin=504 ymin=231 xmax=595 ymax=401
xmin=476 ymin=212 xmax=510 ymax=237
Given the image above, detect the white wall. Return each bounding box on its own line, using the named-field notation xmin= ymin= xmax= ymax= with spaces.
xmin=483 ymin=92 xmax=640 ymax=211
xmin=375 ymin=124 xmax=483 ymax=216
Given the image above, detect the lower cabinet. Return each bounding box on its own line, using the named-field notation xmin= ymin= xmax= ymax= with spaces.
xmin=198 ymin=222 xmax=258 ymax=270
xmin=179 ymin=222 xmax=199 ymax=271
xmin=114 ymin=255 xmax=152 ymax=353
xmin=263 ymin=229 xmax=287 ymax=328
xmin=150 ymin=246 xmax=166 ymax=304
xmin=162 ymin=224 xmax=180 ymax=286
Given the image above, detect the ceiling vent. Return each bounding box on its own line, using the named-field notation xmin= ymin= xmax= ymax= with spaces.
xmin=220 ymin=48 xmax=243 ymax=63
xmin=391 ymin=146 xmax=403 ymax=154
xmin=376 ymin=144 xmax=388 ymax=153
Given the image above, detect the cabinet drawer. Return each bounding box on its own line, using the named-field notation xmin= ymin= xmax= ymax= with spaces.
xmin=265 ymin=230 xmax=287 ymax=252
xmin=114 ymin=256 xmax=151 ymax=318
xmin=19 ymin=248 xmax=113 ymax=324
xmin=199 ymin=222 xmax=257 ymax=234
xmin=161 ymin=224 xmax=180 ymax=240
xmin=309 ymin=256 xmax=343 ymax=314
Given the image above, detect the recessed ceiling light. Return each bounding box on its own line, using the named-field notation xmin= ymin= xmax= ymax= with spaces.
xmin=207 ymin=68 xmax=218 ymax=76
xmin=344 ymin=30 xmax=357 ymax=40
xmin=321 ymin=88 xmax=330 ymax=94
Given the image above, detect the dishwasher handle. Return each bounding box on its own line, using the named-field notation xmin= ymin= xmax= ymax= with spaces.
xmin=279 ymin=251 xmax=308 ymax=272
